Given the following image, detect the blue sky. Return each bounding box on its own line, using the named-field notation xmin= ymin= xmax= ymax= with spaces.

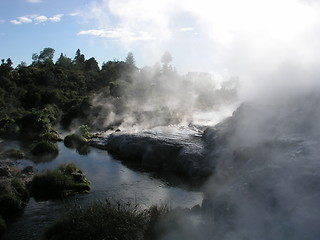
xmin=1 ymin=0 xmax=320 ymax=77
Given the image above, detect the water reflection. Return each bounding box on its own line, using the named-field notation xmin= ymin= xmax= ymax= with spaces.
xmin=2 ymin=142 xmax=203 ymax=240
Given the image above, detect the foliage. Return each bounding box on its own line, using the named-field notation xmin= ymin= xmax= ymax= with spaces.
xmin=0 ymin=148 xmax=25 ymax=160
xmin=43 ymin=201 xmax=164 ymax=240
xmin=76 ymin=125 xmax=92 ymax=139
xmin=0 ymin=178 xmax=29 ymax=220
xmin=31 ymin=141 xmax=59 ymax=156
xmin=0 ymin=215 xmax=6 ymax=234
xmin=64 ymin=125 xmax=91 ymax=152
xmin=30 ymin=163 xmax=90 ymax=200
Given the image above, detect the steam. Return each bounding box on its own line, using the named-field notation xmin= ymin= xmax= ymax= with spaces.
xmin=78 ymin=1 xmax=320 ymax=239
xmin=86 ymin=68 xmax=239 ymax=131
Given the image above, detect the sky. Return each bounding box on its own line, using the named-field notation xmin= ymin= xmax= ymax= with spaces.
xmin=1 ymin=0 xmax=320 ymax=80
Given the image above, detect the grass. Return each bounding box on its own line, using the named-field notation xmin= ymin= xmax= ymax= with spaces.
xmin=44 ymin=201 xmax=170 ymax=240
xmin=30 ymin=163 xmax=90 ymax=201
xmin=31 ymin=141 xmax=59 ymax=156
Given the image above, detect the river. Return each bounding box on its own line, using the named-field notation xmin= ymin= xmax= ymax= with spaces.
xmin=1 ymin=142 xmax=203 ymax=240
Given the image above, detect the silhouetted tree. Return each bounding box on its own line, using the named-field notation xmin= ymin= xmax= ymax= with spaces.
xmin=161 ymin=51 xmax=172 ymax=65
xmin=38 ymin=48 xmax=55 ymax=64
xmin=84 ymin=57 xmax=99 ymax=71
xmin=161 ymin=51 xmax=173 ymax=74
xmin=125 ymin=52 xmax=135 ymax=67
xmin=56 ymin=53 xmax=73 ymax=68
xmin=74 ymin=49 xmax=85 ymax=68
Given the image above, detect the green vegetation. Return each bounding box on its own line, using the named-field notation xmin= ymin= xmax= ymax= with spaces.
xmin=30 ymin=163 xmax=90 ymax=200
xmin=0 ymin=48 xmax=139 ymax=140
xmin=0 ymin=178 xmax=29 ymax=231
xmin=31 ymin=141 xmax=59 ymax=156
xmin=0 ymin=148 xmax=25 ymax=159
xmin=64 ymin=125 xmax=91 ymax=155
xmin=0 ymin=215 xmax=6 ymax=234
xmin=44 ymin=201 xmax=169 ymax=240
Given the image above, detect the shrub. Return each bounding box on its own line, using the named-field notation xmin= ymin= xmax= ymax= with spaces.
xmin=64 ymin=134 xmax=87 ymax=148
xmin=44 ymin=201 xmax=149 ymax=240
xmin=0 ymin=179 xmax=29 ymax=221
xmin=19 ymin=111 xmax=51 ymax=140
xmin=31 ymin=141 xmax=59 ymax=156
xmin=0 ymin=148 xmax=25 ymax=159
xmin=11 ymin=178 xmax=29 ymax=203
xmin=0 ymin=193 xmax=24 ymax=218
xmin=0 ymin=117 xmax=19 ymax=137
xmin=76 ymin=125 xmax=91 ymax=139
xmin=30 ymin=163 xmax=90 ymax=200
xmin=64 ymin=125 xmax=91 ymax=149
xmin=0 ymin=215 xmax=6 ymax=234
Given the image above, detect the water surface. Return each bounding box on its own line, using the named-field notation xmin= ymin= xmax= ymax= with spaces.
xmin=2 ymin=142 xmax=203 ymax=240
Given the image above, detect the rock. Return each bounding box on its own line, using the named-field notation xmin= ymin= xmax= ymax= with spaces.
xmin=90 ymin=126 xmax=212 ymax=179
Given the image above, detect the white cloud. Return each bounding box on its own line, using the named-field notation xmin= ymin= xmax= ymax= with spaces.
xmin=10 ymin=20 xmax=22 ymax=25
xmin=78 ymin=28 xmax=154 ymax=41
xmin=34 ymin=15 xmax=48 ymax=23
xmin=26 ymin=0 xmax=42 ymax=3
xmin=18 ymin=16 xmax=33 ymax=23
xmin=70 ymin=12 xmax=80 ymax=17
xmin=49 ymin=14 xmax=63 ymax=22
xmin=10 ymin=14 xmax=63 ymax=25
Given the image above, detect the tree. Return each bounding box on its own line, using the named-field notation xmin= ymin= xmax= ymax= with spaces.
xmin=74 ymin=49 xmax=85 ymax=68
xmin=84 ymin=57 xmax=99 ymax=71
xmin=125 ymin=52 xmax=135 ymax=67
xmin=0 ymin=58 xmax=13 ymax=75
xmin=56 ymin=53 xmax=72 ymax=68
xmin=38 ymin=48 xmax=55 ymax=64
xmin=161 ymin=51 xmax=172 ymax=65
xmin=161 ymin=51 xmax=173 ymax=74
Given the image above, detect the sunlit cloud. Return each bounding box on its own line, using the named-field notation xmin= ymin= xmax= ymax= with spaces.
xmin=10 ymin=14 xmax=63 ymax=25
xmin=18 ymin=16 xmax=33 ymax=23
xmin=10 ymin=20 xmax=22 ymax=25
xmin=78 ymin=28 xmax=154 ymax=42
xmin=49 ymin=14 xmax=63 ymax=22
xmin=70 ymin=12 xmax=80 ymax=17
xmin=34 ymin=15 xmax=48 ymax=23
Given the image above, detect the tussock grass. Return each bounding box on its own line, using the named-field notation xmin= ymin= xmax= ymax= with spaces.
xmin=30 ymin=163 xmax=90 ymax=200
xmin=44 ymin=201 xmax=170 ymax=240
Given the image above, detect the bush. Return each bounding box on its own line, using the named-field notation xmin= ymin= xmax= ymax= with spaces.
xmin=31 ymin=141 xmax=59 ymax=156
xmin=76 ymin=125 xmax=91 ymax=139
xmin=0 ymin=148 xmax=25 ymax=159
xmin=0 ymin=193 xmax=24 ymax=219
xmin=0 ymin=117 xmax=19 ymax=137
xmin=0 ymin=179 xmax=29 ymax=221
xmin=11 ymin=178 xmax=29 ymax=202
xmin=0 ymin=215 xmax=6 ymax=234
xmin=64 ymin=125 xmax=91 ymax=149
xmin=64 ymin=134 xmax=87 ymax=148
xmin=19 ymin=111 xmax=51 ymax=140
xmin=30 ymin=163 xmax=90 ymax=200
xmin=44 ymin=201 xmax=149 ymax=240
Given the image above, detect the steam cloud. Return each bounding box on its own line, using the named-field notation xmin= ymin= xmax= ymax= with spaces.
xmin=80 ymin=0 xmax=320 ymax=239
xmin=84 ymin=68 xmax=239 ymax=131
